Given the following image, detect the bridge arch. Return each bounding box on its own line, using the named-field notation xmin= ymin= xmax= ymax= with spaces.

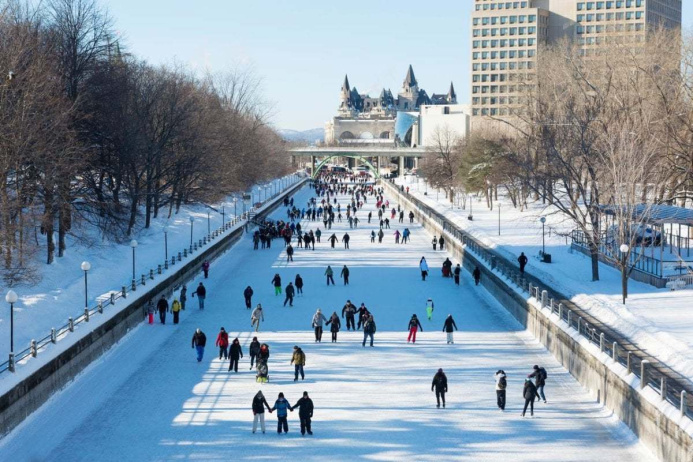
xmin=312 ymin=155 xmax=380 ymax=180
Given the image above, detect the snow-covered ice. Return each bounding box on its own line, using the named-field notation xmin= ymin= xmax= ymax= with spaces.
xmin=0 ymin=183 xmax=654 ymax=461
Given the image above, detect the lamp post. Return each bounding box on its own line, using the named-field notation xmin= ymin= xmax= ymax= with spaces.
xmin=207 ymin=211 xmax=210 ymax=235
xmin=468 ymin=194 xmax=473 ymax=221
xmin=80 ymin=261 xmax=91 ymax=310
xmin=497 ymin=202 xmax=501 ymax=236
xmin=620 ymin=243 xmax=630 ymax=304
xmin=222 ymin=206 xmax=225 ymax=226
xmin=233 ymin=198 xmax=237 ymax=221
xmin=130 ymin=240 xmax=138 ymax=286
xmin=163 ymin=226 xmax=168 ymax=261
xmin=189 ymin=217 xmax=194 ymax=252
xmin=540 ymin=217 xmax=546 ymax=255
xmin=6 ymin=290 xmax=18 ymax=372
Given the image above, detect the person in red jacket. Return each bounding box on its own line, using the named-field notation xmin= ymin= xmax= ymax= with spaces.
xmin=215 ymin=327 xmax=229 ymax=360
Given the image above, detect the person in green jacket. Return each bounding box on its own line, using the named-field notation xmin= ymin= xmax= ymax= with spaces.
xmin=325 ymin=265 xmax=335 ymax=285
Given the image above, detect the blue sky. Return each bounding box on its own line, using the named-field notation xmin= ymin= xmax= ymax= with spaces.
xmin=107 ymin=0 xmax=691 ymax=131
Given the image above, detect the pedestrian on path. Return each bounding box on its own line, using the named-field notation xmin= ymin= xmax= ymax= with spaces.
xmin=528 ymin=365 xmax=548 ymax=403
xmin=432 ymin=368 xmax=448 ymax=408
xmin=426 ymin=298 xmax=434 ymax=321
xmin=290 ymin=392 xmax=314 ymax=436
xmin=286 ymin=244 xmax=294 ymax=262
xmin=521 ymin=379 xmax=537 ymax=417
xmin=325 ymin=265 xmax=335 ymax=285
xmin=202 ymin=260 xmax=210 ymax=278
xmin=495 ymin=370 xmax=507 ymax=411
xmin=180 ymin=285 xmax=187 ymax=310
xmin=342 ymin=233 xmax=350 ymax=249
xmin=216 ymin=327 xmax=229 ymax=360
xmin=371 ymin=230 xmax=376 ymax=243
xmin=272 ymin=393 xmax=291 ymax=434
xmin=147 ymin=300 xmax=155 ymax=324
xmin=172 ymin=298 xmax=181 ymax=324
xmin=454 ymin=264 xmax=461 ymax=285
xmin=518 ymin=252 xmax=528 ymax=274
xmin=192 ymin=328 xmax=206 ymax=362
xmin=251 ymin=304 xmax=264 ymax=332
xmin=340 ymin=265 xmax=350 ymax=285
xmin=157 ymin=295 xmax=169 ymax=324
xmin=473 ymin=266 xmax=481 ymax=286
xmin=326 ymin=311 xmax=341 ymax=342
xmin=290 ymin=345 xmax=306 ymax=381
xmin=432 ymin=236 xmax=437 ymax=251
xmin=284 ymin=282 xmax=295 ymax=307
xmin=249 ymin=337 xmax=260 ymax=370
xmin=312 ymin=309 xmax=327 ymax=342
xmin=420 ymin=257 xmax=429 ymax=281
xmin=252 ymin=391 xmax=273 ymax=433
xmin=438 ymin=236 xmax=445 ymax=251
xmin=362 ymin=314 xmax=376 ymax=347
xmin=272 ymin=274 xmax=282 ymax=295
xmin=192 ymin=282 xmax=206 ymax=310
xmin=407 ymin=314 xmax=423 ymax=343
xmin=328 ymin=233 xmax=338 ymax=248
xmin=244 ymin=286 xmax=254 ymax=309
xmin=229 ymin=338 xmax=244 ymax=372
xmin=443 ymin=314 xmax=458 ymax=344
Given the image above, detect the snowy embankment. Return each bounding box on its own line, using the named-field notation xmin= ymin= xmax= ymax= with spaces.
xmin=0 ymin=174 xmax=303 ymax=389
xmin=396 ymin=176 xmax=693 ymax=382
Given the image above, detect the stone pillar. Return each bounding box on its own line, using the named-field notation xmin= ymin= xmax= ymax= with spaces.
xmin=311 ymin=156 xmax=316 ymax=176
xmin=398 ymin=156 xmax=404 ymax=176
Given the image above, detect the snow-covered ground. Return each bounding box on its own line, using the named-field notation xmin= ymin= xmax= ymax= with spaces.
xmin=396 ymin=176 xmax=693 ymax=383
xmin=0 ymin=175 xmax=301 ymax=369
xmin=0 ymin=183 xmax=653 ymax=461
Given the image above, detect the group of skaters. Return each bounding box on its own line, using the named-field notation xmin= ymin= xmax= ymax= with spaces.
xmin=494 ymin=364 xmax=548 ymax=417
xmin=148 ymin=280 xmax=208 ymax=325
xmin=418 ymin=256 xmax=483 ymax=286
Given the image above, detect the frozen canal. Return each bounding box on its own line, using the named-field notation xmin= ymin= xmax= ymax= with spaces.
xmin=0 ymin=183 xmax=654 ymax=461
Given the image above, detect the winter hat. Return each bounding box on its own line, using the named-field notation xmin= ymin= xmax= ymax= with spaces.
xmin=220 ymin=327 xmax=225 ymax=331
xmin=317 ymin=308 xmax=321 ymax=313
xmin=533 ymin=365 xmax=539 ymax=370
xmin=293 ymin=345 xmax=299 ymax=350
xmin=303 ymin=391 xmax=308 ymax=397
xmin=438 ymin=368 xmax=443 ymax=373
xmin=278 ymin=392 xmax=284 ymax=398
xmin=196 ymin=328 xmax=201 ymax=333
xmin=253 ymin=336 xmax=258 ymax=341
xmin=525 ymin=378 xmax=531 ymax=382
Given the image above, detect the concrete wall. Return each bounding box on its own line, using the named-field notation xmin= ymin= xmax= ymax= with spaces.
xmin=382 ymin=180 xmax=693 ymax=462
xmin=0 ymin=180 xmax=307 ymax=438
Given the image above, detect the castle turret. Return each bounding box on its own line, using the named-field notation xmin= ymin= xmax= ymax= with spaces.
xmin=447 ymin=82 xmax=457 ymax=104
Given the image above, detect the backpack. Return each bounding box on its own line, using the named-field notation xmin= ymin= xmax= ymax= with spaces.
xmin=540 ymin=368 xmax=547 ymax=381
xmin=498 ymin=376 xmax=507 ymax=390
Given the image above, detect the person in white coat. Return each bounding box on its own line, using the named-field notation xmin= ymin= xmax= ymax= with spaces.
xmin=419 ymin=257 xmax=429 ymax=281
xmin=251 ymin=304 xmax=264 ymax=332
xmin=495 ymin=370 xmax=507 ymax=411
xmin=312 ymin=308 xmax=327 ymax=343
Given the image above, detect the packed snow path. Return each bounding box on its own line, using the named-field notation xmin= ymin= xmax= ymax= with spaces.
xmin=0 ymin=184 xmax=653 ymax=461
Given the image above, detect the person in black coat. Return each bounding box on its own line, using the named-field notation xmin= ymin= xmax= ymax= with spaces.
xmin=442 ymin=315 xmax=458 ymax=344
xmin=431 ymin=368 xmax=448 ymax=408
xmin=156 ymin=296 xmax=169 ymax=324
xmin=522 ymin=379 xmax=537 ymax=417
xmin=192 ymin=328 xmax=206 ymax=362
xmin=340 ymin=265 xmax=350 ymax=285
xmin=229 ymin=338 xmax=244 ymax=372
xmin=248 ymin=337 xmax=260 ymax=370
xmin=252 ymin=390 xmax=272 ymax=433
xmin=528 ymin=365 xmax=548 ymax=403
xmin=326 ymin=312 xmax=341 ymax=342
xmin=453 ymin=264 xmax=461 ymax=285
xmin=473 ymin=267 xmax=481 ymax=286
xmin=295 ymin=274 xmax=304 ymax=295
xmin=284 ymin=282 xmax=295 ymax=307
xmin=518 ymin=252 xmax=528 ymax=274
xmin=290 ymin=391 xmax=314 ymax=435
xmin=244 ymin=286 xmax=254 ymax=309
xmin=286 ymin=244 xmax=294 ymax=262
xmin=407 ymin=314 xmax=423 ymax=343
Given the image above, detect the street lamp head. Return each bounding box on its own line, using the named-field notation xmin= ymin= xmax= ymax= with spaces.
xmin=7 ymin=71 xmax=15 ymax=81
xmin=130 ymin=239 xmax=138 ymax=248
xmin=189 ymin=217 xmax=194 ymax=223
xmin=496 ymin=202 xmax=501 ymax=208
xmin=80 ymin=261 xmax=91 ymax=272
xmin=540 ymin=217 xmax=546 ymax=223
xmin=5 ymin=290 xmax=18 ymax=304
xmin=619 ymin=244 xmax=630 ymax=253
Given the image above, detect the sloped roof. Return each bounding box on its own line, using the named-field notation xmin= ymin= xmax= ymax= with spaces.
xmin=404 ymin=65 xmax=418 ymax=87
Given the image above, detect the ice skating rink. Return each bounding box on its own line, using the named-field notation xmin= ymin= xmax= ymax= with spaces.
xmin=0 ymin=184 xmax=654 ymax=461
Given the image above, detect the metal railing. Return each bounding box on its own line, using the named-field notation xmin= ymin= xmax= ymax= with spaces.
xmin=0 ymin=175 xmax=307 ymax=376
xmin=385 ymin=179 xmax=693 ymax=421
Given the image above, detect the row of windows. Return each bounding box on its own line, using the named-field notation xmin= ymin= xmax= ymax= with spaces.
xmin=578 ymin=31 xmax=645 ymax=45
xmin=473 ymin=62 xmax=536 ymax=78
xmin=578 ymin=22 xmax=645 ymax=33
xmin=473 ymin=26 xmax=538 ymax=36
xmin=473 ymin=59 xmax=536 ymax=72
xmin=577 ymin=11 xmax=643 ymax=21
xmin=472 ymin=76 xmax=534 ymax=93
xmin=473 ymin=38 xmax=541 ymax=49
xmin=473 ymin=14 xmax=536 ymax=25
xmin=577 ymin=0 xmax=643 ymax=10
xmin=475 ymin=1 xmax=529 ymax=11
xmin=473 ymin=44 xmax=536 ymax=59
xmin=473 ymin=95 xmax=528 ymax=105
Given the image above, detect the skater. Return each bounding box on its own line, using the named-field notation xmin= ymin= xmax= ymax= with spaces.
xmin=370 ymin=230 xmax=376 ymax=243
xmin=272 ymin=393 xmax=291 ymax=434
xmin=432 ymin=236 xmax=437 ymax=251
xmin=431 ymin=368 xmax=448 ymax=408
xmin=342 ymin=232 xmax=350 ymax=249
xmin=252 ymin=391 xmax=272 ymax=433
xmin=426 ymin=298 xmax=434 ymax=321
xmin=229 ymin=337 xmax=244 ymax=372
xmin=394 ymin=229 xmax=401 ymax=244
xmin=191 ymin=328 xmax=206 ymax=362
xmin=180 ymin=285 xmax=187 ymax=311
xmin=518 ymin=252 xmax=528 ymax=274
xmin=315 ymin=228 xmax=321 ymax=242
xmin=495 ymin=370 xmax=507 ymax=411
xmin=290 ymin=345 xmax=306 ymax=381
xmin=272 ymin=274 xmax=282 ymax=295
xmin=454 ymin=264 xmax=461 ymax=285
xmin=249 ymin=336 xmax=260 ymax=370
xmin=244 ymin=286 xmax=254 ymax=309
xmin=409 ymin=211 xmax=415 ymax=223
xmin=356 ymin=303 xmax=370 ymax=330
xmin=328 ymin=233 xmax=338 ymax=248
xmin=202 ymin=260 xmax=210 ymax=278
xmin=473 ymin=266 xmax=481 ymax=285
xmin=171 ymin=297 xmax=181 ymax=324
xmin=256 ymin=343 xmax=271 ymax=383
xmin=147 ymin=300 xmax=155 ymax=324
xmin=295 ymin=274 xmax=304 ymax=295
xmin=312 ymin=309 xmax=327 ymax=342
xmin=342 ymin=300 xmax=357 ymax=331
xmin=362 ymin=314 xmax=376 ymax=347
xmin=438 ymin=236 xmax=445 ymax=251
xmin=215 ymin=327 xmax=229 ymax=360
xmin=528 ymin=365 xmax=548 ymax=403
xmin=420 ymin=257 xmax=429 ymax=281
xmin=290 ymin=391 xmax=314 ymax=436
xmin=325 ymin=265 xmax=335 ymax=285
xmin=286 ymin=244 xmax=294 ymax=262
xmin=283 ymin=282 xmax=295 ymax=307
xmin=443 ymin=314 xmax=458 ymax=344
xmin=326 ymin=311 xmax=341 ymax=342
xmin=377 ymin=229 xmax=384 ymax=243
xmin=157 ymin=295 xmax=169 ymax=324
xmin=407 ymin=314 xmax=423 ymax=343
xmin=251 ymin=304 xmax=264 ymax=332
xmin=340 ymin=265 xmax=350 ymax=285
xmin=521 ymin=378 xmax=537 ymax=417
xmin=192 ymin=282 xmax=206 ymax=310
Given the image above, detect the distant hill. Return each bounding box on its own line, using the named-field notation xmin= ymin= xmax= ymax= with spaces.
xmin=279 ymin=128 xmax=324 ymax=145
